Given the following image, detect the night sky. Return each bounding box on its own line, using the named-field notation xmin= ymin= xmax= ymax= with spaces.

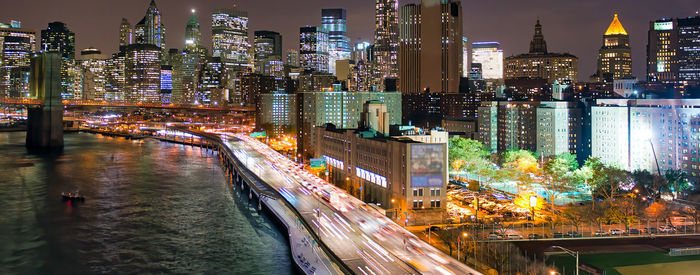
xmin=1 ymin=0 xmax=697 ymax=80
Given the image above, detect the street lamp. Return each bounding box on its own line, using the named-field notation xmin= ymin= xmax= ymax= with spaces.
xmin=458 ymin=232 xmax=468 ymax=262
xmin=530 ymin=195 xmax=537 ymax=221
xmin=551 ymin=246 xmax=579 ymax=275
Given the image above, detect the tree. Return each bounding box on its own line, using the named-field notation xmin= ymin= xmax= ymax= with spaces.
xmin=584 ymin=157 xmax=630 ymax=202
xmin=644 ymin=201 xmax=673 ymax=224
xmin=561 ymin=204 xmax=587 ymax=232
xmin=502 ymin=150 xmax=539 ymax=174
xmin=540 ymin=156 xmax=576 ymax=209
xmin=435 ymin=229 xmax=456 ymax=256
xmin=584 ymin=201 xmax=609 ymax=232
xmin=606 ymin=197 xmax=639 ymax=231
xmin=665 ymin=169 xmax=692 ymax=198
xmin=632 ymin=170 xmax=664 ymax=201
xmin=448 ymin=137 xmax=490 ymax=182
xmin=556 ymin=152 xmax=579 ymax=171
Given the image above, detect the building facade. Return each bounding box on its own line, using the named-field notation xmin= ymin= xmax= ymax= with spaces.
xmin=322 ymin=9 xmax=351 ymax=76
xmin=0 ymin=21 xmax=36 ymax=98
xmin=212 ymin=8 xmax=251 ymax=70
xmin=398 ymin=3 xmax=421 ymax=94
xmin=505 ymin=19 xmax=578 ymax=84
xmin=472 ymin=42 xmax=503 ymax=80
xmin=124 ymin=44 xmax=161 ymax=103
xmin=299 ymin=26 xmax=330 ymax=73
xmin=134 ymin=0 xmax=166 ymax=51
xmin=594 ymin=13 xmax=632 ymax=82
xmin=647 ymin=16 xmax=700 ymax=84
xmin=536 ymin=101 xmax=583 ymax=158
xmin=420 ymin=0 xmax=463 ymax=93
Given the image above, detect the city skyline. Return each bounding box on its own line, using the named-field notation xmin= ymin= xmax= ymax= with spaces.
xmin=1 ymin=0 xmax=697 ymax=81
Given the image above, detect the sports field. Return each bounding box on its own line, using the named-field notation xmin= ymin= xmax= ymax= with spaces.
xmin=548 ymin=251 xmax=700 ymax=275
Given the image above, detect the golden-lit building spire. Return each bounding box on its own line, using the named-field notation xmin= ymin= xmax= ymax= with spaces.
xmin=605 ymin=12 xmax=627 ymax=35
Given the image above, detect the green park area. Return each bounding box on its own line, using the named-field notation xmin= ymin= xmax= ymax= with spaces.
xmin=548 ymin=251 xmax=700 ymax=275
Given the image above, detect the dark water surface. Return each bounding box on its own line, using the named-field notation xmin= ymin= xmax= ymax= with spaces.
xmin=0 ymin=132 xmax=294 ymax=274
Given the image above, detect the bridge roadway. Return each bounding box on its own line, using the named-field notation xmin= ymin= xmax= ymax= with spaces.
xmin=224 ymin=133 xmax=481 ymax=275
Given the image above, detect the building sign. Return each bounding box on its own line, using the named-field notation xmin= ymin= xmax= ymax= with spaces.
xmin=310 ymin=158 xmax=326 ymax=168
xmin=410 ymin=144 xmax=445 ymax=187
xmin=250 ymin=131 xmax=266 ymax=138
xmin=654 ymin=21 xmax=673 ymax=31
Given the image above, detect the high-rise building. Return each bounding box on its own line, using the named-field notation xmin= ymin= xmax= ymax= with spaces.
xmin=536 ymin=101 xmax=583 ymax=159
xmin=472 ymin=42 xmax=504 ymax=80
xmin=420 ymin=0 xmax=463 ymax=93
xmin=105 ymin=51 xmax=126 ymax=101
xmin=352 ymin=42 xmax=372 ymax=63
xmin=256 ymin=91 xmax=297 ymax=137
xmin=374 ymin=0 xmax=399 ymax=88
xmin=197 ymin=57 xmax=226 ymax=105
xmin=299 ymin=26 xmax=329 ymax=73
xmin=322 ymin=9 xmax=351 ymax=76
xmin=212 ymin=7 xmax=251 ymax=70
xmin=79 ymin=48 xmax=107 ymax=101
xmin=185 ymin=10 xmax=201 ymax=51
xmin=254 ymin=30 xmax=283 ymax=76
xmin=399 ymin=3 xmax=421 ymax=94
xmin=119 ymin=18 xmax=133 ymax=50
xmin=647 ymin=16 xmax=700 ymax=83
xmin=40 ymin=22 xmax=75 ymax=60
xmin=124 ymin=44 xmax=161 ymax=103
xmin=0 ymin=21 xmax=36 ymax=98
xmin=593 ymin=13 xmax=632 ymax=82
xmin=134 ymin=0 xmax=166 ymax=50
xmin=182 ymin=10 xmax=207 ymax=105
xmin=286 ymin=49 xmax=300 ymax=67
xmin=462 ymin=36 xmax=469 ymax=78
xmin=505 ymin=19 xmax=578 ymax=84
xmin=592 ymin=98 xmax=700 ymax=182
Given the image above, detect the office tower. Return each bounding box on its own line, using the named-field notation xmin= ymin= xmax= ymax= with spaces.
xmin=647 ymin=16 xmax=700 ymax=83
xmin=472 ymin=42 xmax=504 ymax=80
xmin=105 ymin=52 xmax=126 ymax=101
xmin=462 ymin=36 xmax=469 ymax=78
xmin=299 ymin=26 xmax=329 ymax=73
xmin=79 ymin=48 xmax=108 ymax=101
xmin=399 ymin=4 xmax=421 ymax=94
xmin=185 ymin=10 xmax=201 ymax=51
xmin=593 ymin=13 xmax=632 ymax=82
xmin=256 ymin=91 xmax=297 ymax=137
xmin=374 ymin=0 xmax=399 ymax=88
xmin=0 ymin=21 xmax=36 ymax=98
xmin=420 ymin=0 xmax=463 ymax=93
xmin=164 ymin=49 xmax=185 ymax=104
xmin=352 ymin=42 xmax=372 ymax=63
xmin=504 ymin=19 xmax=578 ymax=84
xmin=254 ymin=30 xmax=283 ymax=76
xmin=322 ymin=9 xmax=351 ymax=75
xmin=536 ymin=102 xmax=583 ymax=159
xmin=124 ymin=44 xmax=161 ymax=103
xmin=134 ymin=0 xmax=166 ymax=50
xmin=197 ymin=57 xmax=226 ymax=105
xmin=212 ymin=7 xmax=251 ymax=70
xmin=119 ymin=18 xmax=133 ymax=50
xmin=40 ymin=22 xmax=75 ymax=60
xmin=592 ymin=98 xmax=700 ymax=182
xmin=287 ymin=49 xmax=300 ymax=67
xmin=160 ymin=65 xmax=172 ymax=103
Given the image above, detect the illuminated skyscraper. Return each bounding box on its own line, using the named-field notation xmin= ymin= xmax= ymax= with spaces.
xmin=299 ymin=26 xmax=329 ymax=73
xmin=647 ymin=16 xmax=700 ymax=83
xmin=374 ymin=0 xmax=399 ymax=88
xmin=0 ymin=21 xmax=36 ymax=98
xmin=352 ymin=42 xmax=372 ymax=63
xmin=134 ymin=0 xmax=166 ymax=51
xmin=185 ymin=10 xmax=201 ymax=51
xmin=472 ymin=42 xmax=504 ymax=80
xmin=398 ymin=3 xmax=421 ymax=94
xmin=420 ymin=0 xmax=463 ymax=93
xmin=119 ymin=18 xmax=133 ymax=50
xmin=124 ymin=44 xmax=161 ymax=103
xmin=504 ymin=19 xmax=578 ymax=84
xmin=462 ymin=36 xmax=469 ymax=78
xmin=322 ymin=8 xmax=351 ymax=76
xmin=212 ymin=7 xmax=251 ymax=70
xmin=593 ymin=13 xmax=632 ymax=82
xmin=183 ymin=10 xmax=207 ymax=104
xmin=254 ymin=30 xmax=283 ymax=76
xmin=79 ymin=48 xmax=108 ymax=101
xmin=287 ymin=49 xmax=300 ymax=67
xmin=40 ymin=22 xmax=75 ymax=59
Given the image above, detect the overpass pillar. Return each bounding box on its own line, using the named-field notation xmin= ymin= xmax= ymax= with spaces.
xmin=26 ymin=53 xmax=64 ymax=151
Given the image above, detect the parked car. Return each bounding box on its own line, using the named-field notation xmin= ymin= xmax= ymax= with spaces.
xmin=627 ymin=228 xmax=641 ymax=235
xmin=595 ymin=231 xmax=608 ymax=236
xmin=610 ymin=229 xmax=625 ymax=235
xmin=528 ymin=233 xmax=543 ymax=239
xmin=567 ymin=231 xmax=582 ymax=238
xmin=552 ymin=232 xmax=565 ymax=238
xmin=488 ymin=232 xmax=504 ymax=240
xmin=506 ymin=233 xmax=523 ymax=240
xmin=644 ymin=227 xmax=659 ymax=234
xmin=425 ymin=226 xmax=441 ymax=233
xmin=659 ymin=225 xmax=676 ymax=233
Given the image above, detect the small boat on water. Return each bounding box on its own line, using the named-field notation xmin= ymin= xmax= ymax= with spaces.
xmin=61 ymin=191 xmax=85 ymax=201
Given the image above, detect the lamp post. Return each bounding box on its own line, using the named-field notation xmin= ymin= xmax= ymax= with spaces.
xmin=530 ymin=195 xmax=537 ymax=221
xmin=459 ymin=232 xmax=467 ymax=262
xmin=552 ymin=246 xmax=579 ymax=275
